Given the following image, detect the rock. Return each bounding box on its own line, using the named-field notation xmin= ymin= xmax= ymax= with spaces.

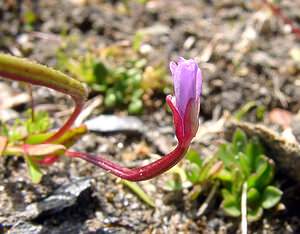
xmin=23 ymin=177 xmax=92 ymax=220
xmin=8 ymin=221 xmax=42 ymax=234
xmin=139 ymin=24 xmax=170 ymax=36
xmin=144 ymin=127 xmax=174 ymax=155
xmin=85 ymin=115 xmax=145 ymax=134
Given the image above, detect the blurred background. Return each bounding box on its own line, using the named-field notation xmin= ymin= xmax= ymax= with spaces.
xmin=1 ymin=0 xmax=300 ymax=233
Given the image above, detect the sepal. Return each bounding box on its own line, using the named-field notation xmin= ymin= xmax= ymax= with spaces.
xmin=166 ymin=95 xmax=184 ymax=142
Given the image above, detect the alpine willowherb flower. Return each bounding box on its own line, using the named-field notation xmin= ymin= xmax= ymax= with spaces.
xmin=66 ymin=57 xmax=203 ymax=181
xmin=167 ymin=57 xmax=202 ymax=145
xmin=0 ymin=53 xmax=203 ymax=181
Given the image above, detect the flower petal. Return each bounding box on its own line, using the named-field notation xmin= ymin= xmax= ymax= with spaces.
xmin=173 ymin=58 xmax=198 ymax=117
xmin=195 ymin=66 xmax=203 ymax=98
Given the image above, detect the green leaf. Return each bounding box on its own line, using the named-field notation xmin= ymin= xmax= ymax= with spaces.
xmin=217 ymin=144 xmax=234 ymax=167
xmin=262 ymin=186 xmax=283 ymax=209
xmin=164 ymin=179 xmax=182 ymax=191
xmin=25 ymin=110 xmax=52 ymax=134
xmin=132 ymin=32 xmax=144 ymax=51
xmin=105 ymin=93 xmax=117 ymax=107
xmin=93 ymin=61 xmax=108 ymax=84
xmin=121 ymin=180 xmax=155 ymax=208
xmin=216 ymin=169 xmax=233 ymax=182
xmin=247 ymin=156 xmax=274 ymax=190
xmin=25 ymin=132 xmax=52 ymax=144
xmin=128 ymin=99 xmax=143 ymax=114
xmin=247 ymin=187 xmax=260 ymax=205
xmin=25 ymin=156 xmax=43 ymax=184
xmin=186 ymin=149 xmax=203 ymax=167
xmin=232 ymin=129 xmax=247 ymax=154
xmin=247 ymin=206 xmax=263 ymax=222
xmin=222 ymin=198 xmax=241 ymax=217
xmin=186 ymin=163 xmax=201 ymax=183
xmin=238 ymin=152 xmax=251 ymax=177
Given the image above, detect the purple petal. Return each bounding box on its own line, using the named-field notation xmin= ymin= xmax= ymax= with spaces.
xmin=195 ymin=66 xmax=202 ymax=98
xmin=173 ymin=58 xmax=198 ymax=117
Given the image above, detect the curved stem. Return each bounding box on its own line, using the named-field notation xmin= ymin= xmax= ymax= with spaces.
xmin=65 ymin=143 xmax=189 ymax=181
xmin=44 ymin=103 xmax=83 ymax=143
xmin=0 ymin=53 xmax=88 ymax=143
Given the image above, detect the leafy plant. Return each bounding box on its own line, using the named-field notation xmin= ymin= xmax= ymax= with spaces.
xmin=1 ymin=109 xmax=52 ymax=143
xmin=0 ymin=108 xmax=87 ymax=183
xmin=0 ymin=53 xmax=202 ymax=182
xmin=57 ymin=51 xmax=167 ymax=114
xmin=165 ymin=148 xmax=223 ymax=211
xmin=216 ymin=129 xmax=283 ymax=221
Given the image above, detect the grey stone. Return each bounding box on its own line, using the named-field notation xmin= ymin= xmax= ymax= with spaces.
xmin=85 ymin=115 xmax=145 ymax=134
xmin=8 ymin=221 xmax=42 ymax=234
xmin=24 ymin=177 xmax=92 ymax=220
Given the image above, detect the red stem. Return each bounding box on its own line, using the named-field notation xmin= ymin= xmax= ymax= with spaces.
xmin=65 ymin=144 xmax=189 ymax=181
xmin=262 ymin=0 xmax=300 ymax=39
xmin=44 ymin=103 xmax=83 ymax=143
xmin=0 ymin=71 xmax=83 ymax=143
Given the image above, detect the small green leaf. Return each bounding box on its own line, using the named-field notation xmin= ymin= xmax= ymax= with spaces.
xmin=247 ymin=156 xmax=274 ymax=190
xmin=238 ymin=152 xmax=251 ymax=177
xmin=25 ymin=156 xmax=43 ymax=184
xmin=216 ymin=169 xmax=233 ymax=182
xmin=186 ymin=163 xmax=201 ymax=183
xmin=25 ymin=110 xmax=52 ymax=134
xmin=164 ymin=179 xmax=182 ymax=191
xmin=128 ymin=99 xmax=143 ymax=114
xmin=121 ymin=180 xmax=155 ymax=208
xmin=232 ymin=129 xmax=247 ymax=154
xmin=186 ymin=149 xmax=203 ymax=167
xmin=222 ymin=198 xmax=241 ymax=217
xmin=247 ymin=206 xmax=263 ymax=222
xmin=262 ymin=186 xmax=283 ymax=209
xmin=245 ymin=141 xmax=258 ymax=172
xmin=217 ymin=144 xmax=234 ymax=167
xmin=93 ymin=61 xmax=108 ymax=84
xmin=105 ymin=93 xmax=117 ymax=107
xmin=247 ymin=187 xmax=260 ymax=205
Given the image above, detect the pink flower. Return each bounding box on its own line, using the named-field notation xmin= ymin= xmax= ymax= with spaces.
xmin=167 ymin=57 xmax=202 ymax=145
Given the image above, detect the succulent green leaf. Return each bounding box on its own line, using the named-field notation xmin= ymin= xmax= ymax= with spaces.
xmin=222 ymin=198 xmax=241 ymax=217
xmin=217 ymin=169 xmax=233 ymax=182
xmin=247 ymin=156 xmax=274 ymax=190
xmin=247 ymin=187 xmax=261 ymax=205
xmin=262 ymin=186 xmax=283 ymax=209
xmin=247 ymin=206 xmax=263 ymax=222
